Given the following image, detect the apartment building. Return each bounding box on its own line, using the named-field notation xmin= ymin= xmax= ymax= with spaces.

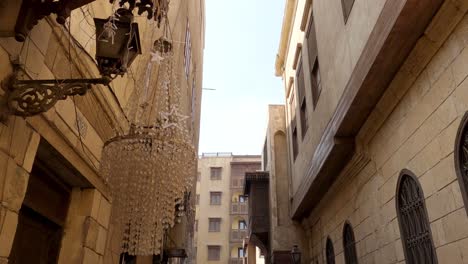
xmin=194 ymin=153 xmax=261 ymax=264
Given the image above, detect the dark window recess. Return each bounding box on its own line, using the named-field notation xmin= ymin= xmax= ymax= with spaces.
xmin=208 ymin=246 xmax=221 ymax=261
xmin=210 ymin=192 xmax=222 ymax=205
xmin=341 ymin=0 xmax=356 ymax=23
xmin=296 ymin=60 xmax=308 ymax=138
xmin=343 ymin=223 xmax=358 ymax=264
xmin=455 ymin=112 xmax=468 ymax=215
xmin=238 ymin=248 xmax=245 ymax=257
xmin=305 ymin=15 xmax=321 ymax=108
xmin=263 ymin=139 xmax=268 ymax=170
xmin=239 ymin=220 xmax=247 ymax=230
xmin=210 ymin=167 xmax=222 ymax=180
xmin=292 ymin=118 xmax=299 ymax=160
xmin=396 ymin=171 xmax=437 ymax=264
xmin=208 ymin=218 xmax=221 ymax=232
xmin=326 ymin=237 xmax=335 ymax=264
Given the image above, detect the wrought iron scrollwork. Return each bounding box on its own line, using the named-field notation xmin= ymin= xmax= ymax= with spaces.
xmin=396 ymin=172 xmax=437 ymax=264
xmin=110 ymin=0 xmax=169 ymax=27
xmin=5 ymin=77 xmax=111 ymax=117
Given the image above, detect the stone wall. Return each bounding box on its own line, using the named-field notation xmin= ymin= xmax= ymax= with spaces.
xmin=0 ymin=0 xmax=205 ymax=263
xmin=302 ymin=3 xmax=468 ymax=263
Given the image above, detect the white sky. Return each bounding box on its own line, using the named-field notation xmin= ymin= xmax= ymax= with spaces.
xmin=198 ymin=0 xmax=286 ymax=155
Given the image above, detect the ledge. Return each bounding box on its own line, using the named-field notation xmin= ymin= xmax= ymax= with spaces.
xmin=291 ymin=0 xmax=444 ymax=219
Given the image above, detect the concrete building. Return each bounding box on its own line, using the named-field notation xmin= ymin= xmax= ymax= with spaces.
xmin=0 ymin=0 xmax=204 ymax=263
xmin=248 ymin=0 xmax=468 ymax=263
xmin=194 ymin=153 xmax=261 ymax=264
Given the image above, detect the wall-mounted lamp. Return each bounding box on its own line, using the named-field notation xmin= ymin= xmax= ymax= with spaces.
xmin=291 ymin=245 xmax=302 ymax=264
xmin=3 ymin=8 xmax=141 ymax=117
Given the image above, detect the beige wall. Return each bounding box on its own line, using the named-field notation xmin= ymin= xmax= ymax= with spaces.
xmin=263 ymin=105 xmax=305 ymax=256
xmin=195 ymin=156 xmax=232 ymax=263
xmin=194 ymin=155 xmax=261 ymax=263
xmin=302 ymin=4 xmax=468 ymax=264
xmin=0 ymin=0 xmax=205 ymax=263
xmin=279 ymin=0 xmax=387 ymax=196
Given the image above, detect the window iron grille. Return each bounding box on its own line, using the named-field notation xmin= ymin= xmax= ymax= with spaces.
xmin=343 ymin=222 xmax=358 ymax=264
xmin=455 ymin=112 xmax=468 ymax=215
xmin=396 ymin=170 xmax=437 ymax=264
xmin=326 ymin=237 xmax=335 ymax=264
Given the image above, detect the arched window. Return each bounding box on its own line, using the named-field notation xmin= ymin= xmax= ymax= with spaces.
xmin=343 ymin=222 xmax=358 ymax=264
xmin=326 ymin=237 xmax=335 ymax=264
xmin=396 ymin=170 xmax=437 ymax=264
xmin=455 ymin=112 xmax=468 ymax=214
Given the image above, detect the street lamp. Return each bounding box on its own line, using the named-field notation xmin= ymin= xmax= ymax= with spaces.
xmin=291 ymin=245 xmax=301 ymax=264
xmin=3 ymin=8 xmax=141 ymax=117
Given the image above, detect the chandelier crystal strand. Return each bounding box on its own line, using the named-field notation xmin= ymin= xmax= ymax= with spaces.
xmin=100 ymin=22 xmax=196 ymax=256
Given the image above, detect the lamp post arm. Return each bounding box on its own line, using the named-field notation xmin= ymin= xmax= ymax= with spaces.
xmin=4 ymin=76 xmax=112 ymax=117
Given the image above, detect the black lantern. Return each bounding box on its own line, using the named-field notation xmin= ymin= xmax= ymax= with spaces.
xmin=3 ymin=7 xmax=143 ymax=117
xmin=291 ymin=245 xmax=301 ymax=264
xmin=94 ymin=8 xmax=142 ymax=76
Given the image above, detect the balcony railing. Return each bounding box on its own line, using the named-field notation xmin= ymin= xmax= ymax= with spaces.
xmin=230 ymin=229 xmax=248 ymax=242
xmin=229 ymin=257 xmax=244 ymax=264
xmin=231 ymin=202 xmax=248 ymax=214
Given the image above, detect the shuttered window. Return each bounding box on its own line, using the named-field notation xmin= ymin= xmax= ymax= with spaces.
xmin=343 ymin=223 xmax=358 ymax=264
xmin=305 ymin=14 xmax=321 ymax=108
xmin=210 ymin=192 xmax=222 ymax=205
xmin=290 ymin=92 xmax=299 ymax=160
xmin=341 ymin=0 xmax=356 ymax=23
xmin=292 ymin=117 xmax=299 ymax=160
xmin=207 ymin=246 xmax=221 ymax=261
xmin=396 ymin=170 xmax=437 ymax=264
xmin=210 ymin=167 xmax=222 ymax=180
xmin=296 ymin=59 xmax=308 ymax=138
xmin=208 ymin=218 xmax=221 ymax=232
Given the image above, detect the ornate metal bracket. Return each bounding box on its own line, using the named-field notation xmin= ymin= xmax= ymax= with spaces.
xmin=110 ymin=0 xmax=169 ymax=27
xmin=14 ymin=0 xmax=96 ymax=42
xmin=3 ymin=74 xmax=111 ymax=117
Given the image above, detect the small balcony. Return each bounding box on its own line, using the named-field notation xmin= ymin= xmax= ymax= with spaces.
xmin=230 ymin=229 xmax=248 ymax=242
xmin=231 ymin=202 xmax=248 ymax=214
xmin=229 ymin=257 xmax=244 ymax=264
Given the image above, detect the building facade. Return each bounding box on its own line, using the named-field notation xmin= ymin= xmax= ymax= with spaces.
xmin=194 ymin=153 xmax=261 ymax=264
xmin=0 ymin=0 xmax=205 ymax=263
xmin=248 ymin=0 xmax=468 ymax=263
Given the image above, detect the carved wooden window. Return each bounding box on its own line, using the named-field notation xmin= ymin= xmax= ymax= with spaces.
xmin=326 ymin=237 xmax=335 ymax=264
xmin=305 ymin=14 xmax=321 ymax=108
xmin=289 ymin=90 xmax=299 ymax=161
xmin=396 ymin=170 xmax=437 ymax=264
xmin=455 ymin=112 xmax=468 ymax=215
xmin=184 ymin=19 xmax=192 ymax=79
xmin=296 ymin=59 xmax=308 ymax=138
xmin=292 ymin=118 xmax=299 ymax=160
xmin=343 ymin=222 xmax=358 ymax=264
xmin=341 ymin=0 xmax=356 ymax=23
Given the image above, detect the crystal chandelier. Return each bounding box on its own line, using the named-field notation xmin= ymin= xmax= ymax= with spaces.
xmin=100 ymin=30 xmax=196 ymax=255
